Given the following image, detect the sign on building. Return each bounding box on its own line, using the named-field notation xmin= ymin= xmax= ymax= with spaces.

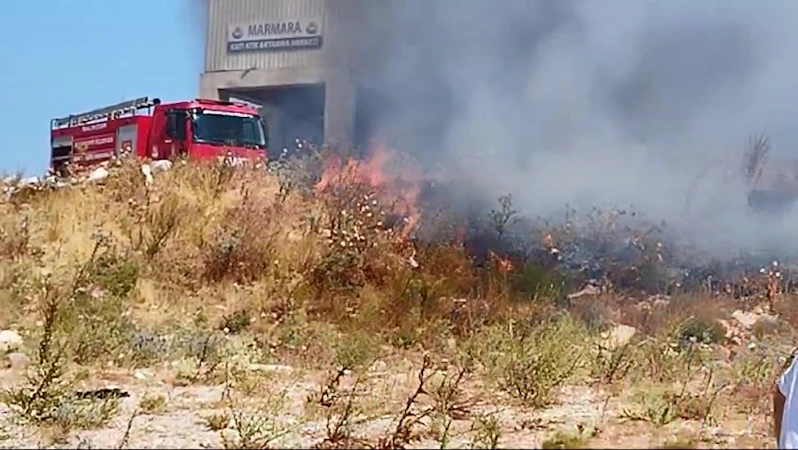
xmin=227 ymin=18 xmax=323 ymax=53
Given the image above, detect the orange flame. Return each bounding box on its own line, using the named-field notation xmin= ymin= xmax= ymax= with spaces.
xmin=315 ymin=143 xmax=423 ymax=236
xmin=488 ymin=250 xmax=515 ymax=274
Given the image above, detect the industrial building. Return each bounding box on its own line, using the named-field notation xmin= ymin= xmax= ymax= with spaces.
xmin=200 ymin=0 xmax=379 ymax=153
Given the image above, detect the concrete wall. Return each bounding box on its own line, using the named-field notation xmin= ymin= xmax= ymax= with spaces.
xmin=200 ymin=0 xmax=366 ymax=147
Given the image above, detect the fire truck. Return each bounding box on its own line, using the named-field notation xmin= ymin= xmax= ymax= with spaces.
xmin=50 ymin=97 xmax=269 ymax=173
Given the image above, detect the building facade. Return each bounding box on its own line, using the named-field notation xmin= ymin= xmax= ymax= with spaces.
xmin=200 ymin=0 xmax=375 ymax=153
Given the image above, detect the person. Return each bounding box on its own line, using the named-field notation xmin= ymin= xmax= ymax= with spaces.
xmin=775 ymin=353 xmax=798 ymax=448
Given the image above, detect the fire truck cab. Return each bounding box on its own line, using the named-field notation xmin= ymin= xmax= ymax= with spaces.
xmin=50 ymin=96 xmax=269 ymax=173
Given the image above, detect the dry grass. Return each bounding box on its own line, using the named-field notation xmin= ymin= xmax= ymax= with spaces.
xmin=0 ymin=153 xmax=793 ymax=448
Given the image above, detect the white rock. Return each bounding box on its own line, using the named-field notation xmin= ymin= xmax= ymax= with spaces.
xmin=758 ymin=313 xmax=779 ymax=326
xmin=141 ymin=164 xmax=154 ymax=186
xmin=247 ymin=363 xmax=294 ymax=374
xmin=568 ymin=284 xmax=600 ymax=299
xmin=0 ymin=330 xmax=23 ymax=353
xmin=600 ymin=324 xmax=637 ymax=350
xmin=151 ymin=159 xmax=173 ymax=173
xmin=19 ymin=176 xmax=39 ymax=186
xmin=369 ymin=360 xmax=388 ymax=373
xmin=7 ymin=352 xmax=30 ymax=370
xmin=87 ymin=167 xmax=109 ymax=182
xmin=731 ymin=310 xmax=758 ymax=330
xmin=134 ymin=368 xmax=154 ymax=380
xmin=717 ymin=319 xmax=734 ymax=339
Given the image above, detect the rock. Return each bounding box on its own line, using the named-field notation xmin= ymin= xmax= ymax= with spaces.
xmin=752 ymin=314 xmax=780 ymax=337
xmin=568 ymin=284 xmax=600 ymax=300
xmin=7 ymin=352 xmax=30 ymax=370
xmin=0 ymin=330 xmax=23 ymax=353
xmin=731 ymin=310 xmax=758 ymax=330
xmin=717 ymin=319 xmax=734 ymax=339
xmin=87 ymin=167 xmax=109 ymax=182
xmin=757 ymin=313 xmax=779 ymax=327
xmin=369 ymin=360 xmax=388 ymax=374
xmin=19 ymin=176 xmax=39 ymax=186
xmin=600 ymin=324 xmax=637 ymax=350
xmin=247 ymin=363 xmax=293 ymax=374
xmin=141 ymin=164 xmax=154 ymax=186
xmin=652 ymin=296 xmax=670 ymax=309
xmin=134 ymin=368 xmax=154 ymax=380
xmin=151 ymin=159 xmax=173 ymax=173
xmin=715 ymin=345 xmax=732 ymax=362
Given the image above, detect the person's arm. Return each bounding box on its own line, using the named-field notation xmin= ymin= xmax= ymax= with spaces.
xmin=776 ymin=353 xmax=798 ymax=447
xmin=776 ymin=381 xmax=786 ymax=444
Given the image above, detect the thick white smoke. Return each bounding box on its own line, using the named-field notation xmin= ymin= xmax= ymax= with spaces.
xmin=354 ymin=0 xmax=798 ymax=256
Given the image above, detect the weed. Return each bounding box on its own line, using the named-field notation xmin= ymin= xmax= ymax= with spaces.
xmin=220 ymin=309 xmax=252 ymax=335
xmin=620 ymin=369 xmax=721 ymax=427
xmin=0 ymin=241 xmax=109 ymax=426
xmin=203 ymin=195 xmax=277 ymax=284
xmin=172 ymin=328 xmax=226 ymax=384
xmin=127 ymin=330 xmax=169 ymax=366
xmin=218 ymin=367 xmax=298 ymax=449
xmin=332 ymin=330 xmax=378 ymax=372
xmin=486 ymin=316 xmax=585 ymax=407
xmin=139 ymin=393 xmax=168 ymax=414
xmin=592 ymin=340 xmax=636 ymax=386
xmin=489 ymin=194 xmax=517 ymax=242
xmin=311 ymin=367 xmax=372 ymax=449
xmin=658 ymin=436 xmax=699 ymax=449
xmin=376 ymin=355 xmax=437 ymax=449
xmin=677 ymin=317 xmax=726 ymax=346
xmin=541 ymin=429 xmax=589 ymax=449
xmin=203 ymin=411 xmax=232 ymax=431
xmin=115 ymin=406 xmax=142 ymax=449
xmin=466 ymin=413 xmax=501 ymax=450
xmin=428 ymin=364 xmax=475 ymax=448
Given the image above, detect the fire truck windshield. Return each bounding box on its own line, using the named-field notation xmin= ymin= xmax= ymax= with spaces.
xmin=190 ymin=109 xmax=267 ymax=149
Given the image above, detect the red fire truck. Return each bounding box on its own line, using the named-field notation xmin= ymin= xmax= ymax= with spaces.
xmin=50 ymin=97 xmax=269 ymax=173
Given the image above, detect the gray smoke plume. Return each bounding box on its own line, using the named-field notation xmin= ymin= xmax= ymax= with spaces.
xmin=352 ymin=0 xmax=798 ymax=256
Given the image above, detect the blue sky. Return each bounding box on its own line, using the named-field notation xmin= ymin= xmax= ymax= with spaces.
xmin=0 ymin=0 xmax=204 ymax=174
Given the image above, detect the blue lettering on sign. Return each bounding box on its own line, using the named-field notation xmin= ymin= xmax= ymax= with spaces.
xmin=228 ymin=36 xmax=323 ymax=53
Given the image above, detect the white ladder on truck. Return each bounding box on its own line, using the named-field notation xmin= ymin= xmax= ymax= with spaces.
xmin=51 ymin=97 xmax=159 ymax=129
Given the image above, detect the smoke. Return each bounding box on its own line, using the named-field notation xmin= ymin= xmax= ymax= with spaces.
xmin=354 ymin=0 xmax=798 ymax=256
xmin=184 ymin=0 xmax=209 ymax=73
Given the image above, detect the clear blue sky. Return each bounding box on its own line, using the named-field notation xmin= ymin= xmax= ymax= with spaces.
xmin=0 ymin=0 xmax=204 ymax=175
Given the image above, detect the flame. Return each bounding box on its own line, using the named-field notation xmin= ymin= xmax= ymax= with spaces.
xmin=488 ymin=250 xmax=514 ymax=274
xmin=315 ymin=143 xmax=423 ymax=236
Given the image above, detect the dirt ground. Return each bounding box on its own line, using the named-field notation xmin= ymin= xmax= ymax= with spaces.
xmin=0 ymin=354 xmax=776 ymax=449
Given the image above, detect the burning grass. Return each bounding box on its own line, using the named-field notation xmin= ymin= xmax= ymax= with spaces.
xmin=0 ymin=146 xmax=794 ymax=447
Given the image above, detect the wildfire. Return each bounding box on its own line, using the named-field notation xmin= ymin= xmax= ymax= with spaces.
xmin=314 ymin=143 xmax=423 ymax=236
xmin=488 ymin=249 xmax=515 ymax=274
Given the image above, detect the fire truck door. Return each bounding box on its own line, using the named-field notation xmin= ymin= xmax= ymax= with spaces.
xmin=116 ymin=125 xmax=137 ymax=158
xmin=163 ymin=109 xmax=189 ymax=158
